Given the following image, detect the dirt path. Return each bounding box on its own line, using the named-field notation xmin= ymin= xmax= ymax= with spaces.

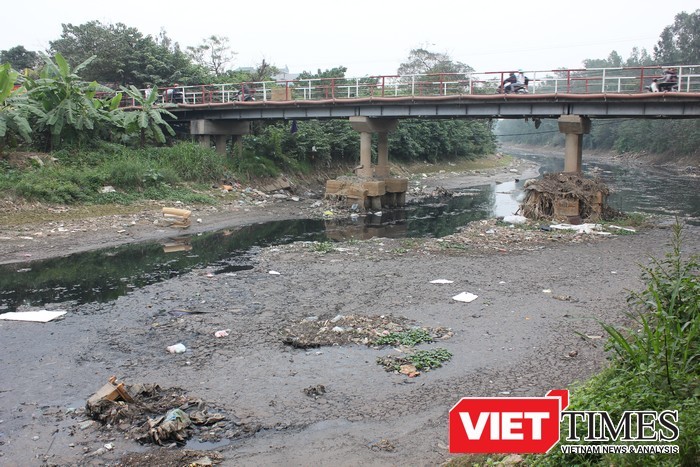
xmin=1 ymin=159 xmax=698 ymax=466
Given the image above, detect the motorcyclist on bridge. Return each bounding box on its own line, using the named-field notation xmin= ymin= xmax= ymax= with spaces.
xmin=658 ymin=68 xmax=678 ymax=91
xmin=501 ymin=69 xmax=529 ymax=94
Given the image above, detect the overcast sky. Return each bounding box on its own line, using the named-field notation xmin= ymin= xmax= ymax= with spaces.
xmin=2 ymin=1 xmax=698 ymax=77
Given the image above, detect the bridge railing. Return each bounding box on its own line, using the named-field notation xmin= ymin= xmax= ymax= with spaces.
xmin=118 ymin=65 xmax=700 ymax=107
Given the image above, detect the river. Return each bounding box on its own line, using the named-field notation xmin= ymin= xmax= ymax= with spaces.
xmin=1 ymin=150 xmax=698 ymax=312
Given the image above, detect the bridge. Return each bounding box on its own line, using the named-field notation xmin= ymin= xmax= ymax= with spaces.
xmin=126 ymin=65 xmax=700 ymax=177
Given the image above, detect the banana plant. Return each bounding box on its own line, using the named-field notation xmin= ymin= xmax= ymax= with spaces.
xmin=118 ymin=85 xmax=176 ymax=148
xmin=0 ymin=63 xmax=34 ymax=152
xmin=24 ymin=53 xmax=119 ymax=150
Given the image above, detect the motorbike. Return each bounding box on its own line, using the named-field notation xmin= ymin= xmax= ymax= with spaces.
xmin=233 ymin=86 xmax=255 ymax=101
xmin=497 ymin=82 xmax=529 ymax=94
xmin=644 ymin=80 xmax=679 ymax=92
xmin=644 ymin=70 xmax=679 ymax=92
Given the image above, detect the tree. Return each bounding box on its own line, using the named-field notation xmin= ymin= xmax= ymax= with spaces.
xmin=187 ymin=35 xmax=236 ymax=77
xmin=49 ymin=21 xmax=210 ymax=88
xmin=0 ymin=46 xmax=40 ymax=72
xmin=654 ymin=9 xmax=700 ymax=64
xmin=392 ymin=49 xmax=493 ymax=161
xmin=397 ymin=48 xmax=473 ymax=76
xmin=24 ymin=53 xmax=121 ymax=150
xmin=117 ymin=85 xmax=175 ymax=148
xmin=298 ymin=66 xmax=348 ymax=80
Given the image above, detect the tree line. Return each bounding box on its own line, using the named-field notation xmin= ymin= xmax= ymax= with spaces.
xmin=2 ymin=10 xmax=698 ymax=166
xmin=497 ymin=10 xmax=700 ymax=160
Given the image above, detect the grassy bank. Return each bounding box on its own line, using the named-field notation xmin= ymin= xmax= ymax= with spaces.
xmin=0 ymin=144 xmax=512 ymax=227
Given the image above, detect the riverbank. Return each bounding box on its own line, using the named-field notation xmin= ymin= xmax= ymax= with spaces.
xmin=1 ymin=153 xmax=698 ymax=466
xmin=0 ymin=154 xmax=538 ymax=265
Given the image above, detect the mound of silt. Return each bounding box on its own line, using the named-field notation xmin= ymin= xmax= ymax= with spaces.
xmin=518 ymin=172 xmax=621 ymax=222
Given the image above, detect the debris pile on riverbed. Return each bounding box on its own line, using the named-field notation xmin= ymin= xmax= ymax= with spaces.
xmin=84 ymin=380 xmax=247 ymax=446
xmin=281 ymin=314 xmax=453 ymax=349
xmin=433 ymin=218 xmax=609 ymax=253
xmin=519 ymin=172 xmax=620 ymax=221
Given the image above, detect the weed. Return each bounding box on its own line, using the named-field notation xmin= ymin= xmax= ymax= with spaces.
xmin=311 ymin=241 xmax=335 ymax=253
xmin=377 ymin=348 xmax=453 ymax=372
xmin=375 ymin=329 xmax=434 ymax=347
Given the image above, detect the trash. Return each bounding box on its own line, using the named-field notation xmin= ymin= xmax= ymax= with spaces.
xmin=167 ymin=343 xmax=187 ymax=354
xmin=214 ymin=329 xmax=230 ymax=338
xmin=330 ymin=314 xmax=345 ymax=323
xmin=0 ymin=309 xmax=67 ymax=322
xmin=550 ymin=223 xmax=602 ymax=234
xmin=86 ymin=376 xmax=135 ymax=407
xmin=399 ymin=364 xmax=420 ymax=377
xmin=141 ymin=408 xmax=192 ymax=445
xmin=503 ymin=215 xmax=528 ymax=224
xmin=452 ymin=292 xmax=478 ymax=303
xmin=430 ymin=279 xmax=454 ymax=284
xmin=542 ymin=289 xmax=552 ymax=294
xmin=162 ymin=207 xmax=191 ymax=229
xmin=100 ymin=186 xmax=116 ymax=193
xmin=268 ymin=270 xmax=281 ymax=275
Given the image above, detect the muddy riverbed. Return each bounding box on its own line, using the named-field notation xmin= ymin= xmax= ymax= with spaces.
xmin=1 ymin=158 xmax=699 ymax=466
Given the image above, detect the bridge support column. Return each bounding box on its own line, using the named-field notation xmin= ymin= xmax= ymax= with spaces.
xmin=376 ymin=132 xmax=390 ymax=178
xmin=215 ymin=135 xmax=228 ymax=154
xmin=557 ymin=115 xmax=591 ymax=173
xmin=348 ymin=116 xmax=398 ymax=178
xmin=358 ymin=131 xmax=373 ymax=178
xmin=190 ymin=120 xmax=251 ymax=157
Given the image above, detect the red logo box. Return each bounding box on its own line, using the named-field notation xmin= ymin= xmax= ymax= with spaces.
xmin=449 ymin=390 xmax=568 ymax=454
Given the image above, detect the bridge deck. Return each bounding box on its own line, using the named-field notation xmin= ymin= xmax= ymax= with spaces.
xmin=160 ymin=92 xmax=700 ymax=120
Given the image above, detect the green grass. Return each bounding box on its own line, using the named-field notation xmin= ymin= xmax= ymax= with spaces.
xmin=375 ymin=328 xmax=434 ymax=347
xmin=0 ymin=143 xmax=231 ymax=205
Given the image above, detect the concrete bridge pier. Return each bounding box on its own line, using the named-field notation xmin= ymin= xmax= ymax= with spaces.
xmin=557 ymin=115 xmax=591 ymax=172
xmin=190 ymin=120 xmax=251 ymax=157
xmin=325 ymin=116 xmax=408 ymax=210
xmin=349 ymin=116 xmax=398 ymax=178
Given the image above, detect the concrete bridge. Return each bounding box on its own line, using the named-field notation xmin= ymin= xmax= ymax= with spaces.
xmin=129 ymin=65 xmax=700 ymax=179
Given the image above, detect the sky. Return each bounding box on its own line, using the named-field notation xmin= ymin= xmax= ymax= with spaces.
xmin=2 ymin=0 xmax=698 ymax=78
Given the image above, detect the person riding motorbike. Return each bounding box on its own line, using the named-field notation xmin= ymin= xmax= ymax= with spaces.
xmin=657 ymin=68 xmax=678 ymax=92
xmin=501 ymin=72 xmax=517 ymax=93
xmin=500 ymin=70 xmax=529 ymax=94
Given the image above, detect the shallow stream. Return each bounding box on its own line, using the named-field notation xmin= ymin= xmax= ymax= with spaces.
xmin=1 ymin=151 xmax=698 ymax=312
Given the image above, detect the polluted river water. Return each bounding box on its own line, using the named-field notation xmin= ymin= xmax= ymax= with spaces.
xmin=0 ymin=151 xmax=698 ymax=313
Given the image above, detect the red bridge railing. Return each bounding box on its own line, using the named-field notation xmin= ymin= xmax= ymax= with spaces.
xmin=118 ymin=65 xmax=700 ymax=107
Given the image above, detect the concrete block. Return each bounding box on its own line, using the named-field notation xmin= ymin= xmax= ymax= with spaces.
xmin=325 ymin=180 xmax=346 ymax=195
xmin=384 ymin=178 xmax=408 ymax=193
xmin=362 ymin=181 xmax=386 ymax=197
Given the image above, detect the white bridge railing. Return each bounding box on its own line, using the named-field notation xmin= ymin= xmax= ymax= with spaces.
xmin=121 ymin=65 xmax=700 ymax=107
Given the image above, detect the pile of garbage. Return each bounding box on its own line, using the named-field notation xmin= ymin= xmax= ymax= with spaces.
xmin=84 ymin=377 xmax=231 ymax=446
xmin=519 ymin=172 xmax=620 ymax=221
xmin=281 ymin=314 xmax=453 ymax=349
